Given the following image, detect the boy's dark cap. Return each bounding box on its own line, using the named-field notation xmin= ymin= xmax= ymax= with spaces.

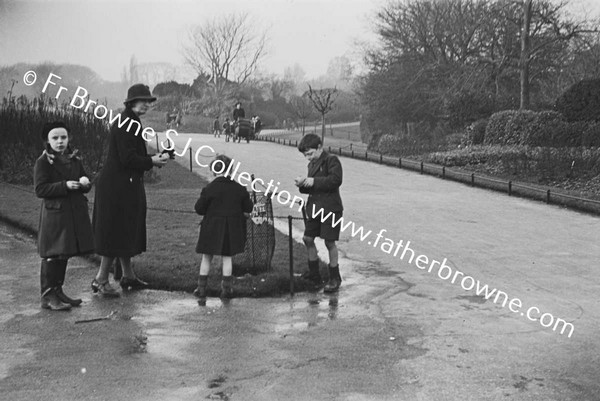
xmin=124 ymin=84 xmax=157 ymax=103
xmin=41 ymin=121 xmax=70 ymax=141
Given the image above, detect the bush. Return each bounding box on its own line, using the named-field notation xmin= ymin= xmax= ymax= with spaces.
xmin=485 ymin=110 xmax=583 ymax=147
xmin=555 ymin=79 xmax=600 ymax=122
xmin=485 ymin=110 xmax=514 ymax=145
xmin=0 ymin=96 xmax=109 ymax=184
xmin=446 ymin=90 xmax=494 ymax=129
xmin=465 ymin=118 xmax=488 ymax=145
xmin=582 ymin=122 xmax=600 ymax=147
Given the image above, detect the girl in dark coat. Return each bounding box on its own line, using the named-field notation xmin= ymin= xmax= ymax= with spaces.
xmin=34 ymin=122 xmax=94 ymax=310
xmin=193 ymin=155 xmax=253 ymax=300
xmin=92 ymin=84 xmax=169 ymax=297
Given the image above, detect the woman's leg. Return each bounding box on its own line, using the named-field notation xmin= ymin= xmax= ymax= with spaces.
xmin=95 ymin=256 xmax=115 ymax=282
xmin=119 ymin=256 xmax=135 ymax=278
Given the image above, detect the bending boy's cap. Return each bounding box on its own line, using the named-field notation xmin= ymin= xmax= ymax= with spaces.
xmin=298 ymin=133 xmax=322 ymax=153
xmin=41 ymin=121 xmax=70 ymax=141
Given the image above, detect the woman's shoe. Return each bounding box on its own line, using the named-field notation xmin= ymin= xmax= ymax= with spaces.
xmin=91 ymin=279 xmax=120 ymax=298
xmin=56 ymin=287 xmax=83 ymax=306
xmin=120 ymin=276 xmax=149 ymax=290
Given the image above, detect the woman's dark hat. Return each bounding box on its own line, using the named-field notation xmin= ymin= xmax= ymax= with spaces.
xmin=124 ymin=84 xmax=157 ymax=103
xmin=41 ymin=121 xmax=70 ymax=141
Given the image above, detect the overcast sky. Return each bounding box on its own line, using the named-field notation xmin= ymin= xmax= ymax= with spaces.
xmin=0 ymin=0 xmax=383 ymax=83
xmin=1 ymin=0 xmax=598 ymax=84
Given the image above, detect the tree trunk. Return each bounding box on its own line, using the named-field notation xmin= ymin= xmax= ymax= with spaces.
xmin=520 ymin=0 xmax=532 ymax=111
xmin=321 ymin=114 xmax=326 ymax=142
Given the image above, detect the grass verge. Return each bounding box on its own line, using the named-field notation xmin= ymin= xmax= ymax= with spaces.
xmin=0 ymin=161 xmax=323 ymax=297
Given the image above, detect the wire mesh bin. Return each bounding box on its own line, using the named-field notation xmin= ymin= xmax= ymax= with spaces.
xmin=232 ymin=191 xmax=276 ymax=275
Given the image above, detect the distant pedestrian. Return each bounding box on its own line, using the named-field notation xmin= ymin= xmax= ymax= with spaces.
xmin=213 ymin=116 xmax=221 ymax=137
xmin=223 ymin=118 xmax=232 ymax=142
xmin=233 ymin=102 xmax=245 ymax=122
xmin=295 ymin=134 xmax=344 ymax=292
xmin=193 ymin=154 xmax=253 ymax=302
xmin=34 ymin=121 xmax=94 ymax=310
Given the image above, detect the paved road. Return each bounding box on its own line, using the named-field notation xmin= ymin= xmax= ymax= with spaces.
xmin=1 ymin=132 xmax=599 ymax=400
xmin=166 ymin=133 xmax=600 ymax=400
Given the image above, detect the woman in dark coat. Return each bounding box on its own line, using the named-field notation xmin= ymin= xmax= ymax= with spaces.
xmin=92 ymin=84 xmax=168 ymax=297
xmin=193 ymin=155 xmax=253 ymax=300
xmin=34 ymin=121 xmax=94 ymax=310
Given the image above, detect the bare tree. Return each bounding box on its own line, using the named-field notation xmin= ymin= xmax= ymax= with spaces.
xmin=307 ymin=85 xmax=338 ymax=142
xmin=182 ymin=13 xmax=268 ymax=115
xmin=517 ymin=0 xmax=596 ymax=110
xmin=290 ymin=94 xmax=313 ymax=135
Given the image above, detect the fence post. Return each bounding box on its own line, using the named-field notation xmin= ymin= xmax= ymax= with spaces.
xmin=339 ymin=147 xmax=342 ymax=156
xmin=546 ymin=190 xmax=551 ymax=204
xmin=288 ymin=215 xmax=294 ymax=296
xmin=380 ymin=154 xmax=383 ymax=164
xmin=420 ymin=161 xmax=424 ymax=174
xmin=508 ymin=181 xmax=512 ymax=196
xmin=471 ymin=173 xmax=475 ymax=186
xmin=365 ymin=151 xmax=368 ymax=160
xmin=399 ymin=157 xmax=402 ymax=168
xmin=351 ymin=150 xmax=354 ymax=158
xmin=442 ymin=166 xmax=445 ymax=179
xmin=189 ymin=147 xmax=192 ymax=172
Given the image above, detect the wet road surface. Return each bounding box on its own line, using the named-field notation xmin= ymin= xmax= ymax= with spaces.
xmin=1 ymin=132 xmax=599 ymax=400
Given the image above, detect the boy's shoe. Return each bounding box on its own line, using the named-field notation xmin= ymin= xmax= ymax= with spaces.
xmin=301 ymin=259 xmax=322 ymax=286
xmin=323 ymin=265 xmax=342 ymax=293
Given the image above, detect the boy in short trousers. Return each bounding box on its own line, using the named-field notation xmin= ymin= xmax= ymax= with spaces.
xmin=295 ymin=134 xmax=343 ymax=292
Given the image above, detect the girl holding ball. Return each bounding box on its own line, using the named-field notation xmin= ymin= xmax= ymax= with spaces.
xmin=34 ymin=122 xmax=94 ymax=310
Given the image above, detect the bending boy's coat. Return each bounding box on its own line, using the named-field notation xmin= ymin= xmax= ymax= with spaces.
xmin=195 ymin=176 xmax=253 ymax=256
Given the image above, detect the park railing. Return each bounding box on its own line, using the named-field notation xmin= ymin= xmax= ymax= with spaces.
xmin=256 ymin=135 xmax=600 ymax=216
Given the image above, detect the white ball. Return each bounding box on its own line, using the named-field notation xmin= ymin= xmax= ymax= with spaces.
xmin=79 ymin=176 xmax=90 ymax=186
xmin=81 ymin=368 xmax=87 ymax=373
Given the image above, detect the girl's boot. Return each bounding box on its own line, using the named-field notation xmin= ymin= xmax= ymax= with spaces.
xmin=40 ymin=259 xmax=71 ymax=311
xmin=54 ymin=259 xmax=82 ymax=306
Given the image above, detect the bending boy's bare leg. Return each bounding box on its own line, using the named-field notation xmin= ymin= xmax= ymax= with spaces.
xmin=222 ymin=256 xmax=233 ymax=276
xmin=199 ymin=254 xmax=213 ymax=275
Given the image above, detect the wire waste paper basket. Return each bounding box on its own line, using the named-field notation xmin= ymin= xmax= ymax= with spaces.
xmin=233 ymin=191 xmax=275 ymax=275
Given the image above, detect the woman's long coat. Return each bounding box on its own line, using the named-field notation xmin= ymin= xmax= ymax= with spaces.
xmin=34 ymin=151 xmax=94 ymax=258
xmin=92 ymin=108 xmax=154 ymax=257
xmin=195 ymin=176 xmax=253 ymax=256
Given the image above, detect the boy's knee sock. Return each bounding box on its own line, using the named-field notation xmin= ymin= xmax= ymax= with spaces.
xmin=308 ymin=259 xmax=320 ymax=273
xmin=328 ymin=265 xmax=341 ymax=280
